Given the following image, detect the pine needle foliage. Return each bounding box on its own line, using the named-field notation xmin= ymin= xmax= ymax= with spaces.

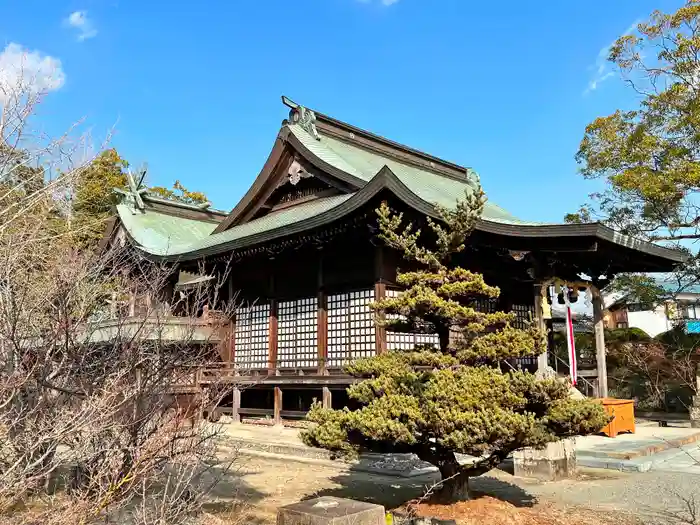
xmin=302 ymin=190 xmax=608 ymax=501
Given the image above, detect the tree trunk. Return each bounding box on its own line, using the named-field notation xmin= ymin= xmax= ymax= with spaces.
xmin=437 ymin=326 xmax=450 ymax=353
xmin=436 ymin=462 xmax=471 ymax=502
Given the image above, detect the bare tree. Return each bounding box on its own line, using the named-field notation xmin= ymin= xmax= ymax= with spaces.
xmin=607 ymin=332 xmax=700 ymax=411
xmin=0 ymin=46 xmax=241 ymax=525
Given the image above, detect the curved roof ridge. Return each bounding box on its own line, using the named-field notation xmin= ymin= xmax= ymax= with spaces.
xmin=282 ymin=95 xmax=470 ymax=180
xmin=142 ymin=193 xmax=228 ymax=216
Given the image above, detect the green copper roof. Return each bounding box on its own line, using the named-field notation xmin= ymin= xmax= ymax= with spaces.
xmin=188 ymin=193 xmax=352 ymax=253
xmin=118 ymin=194 xmax=353 ymax=256
xmin=289 ymin=124 xmax=539 ymax=226
xmin=117 ymin=204 xmax=218 ymax=254
xmin=113 ymin=103 xmax=684 ymax=267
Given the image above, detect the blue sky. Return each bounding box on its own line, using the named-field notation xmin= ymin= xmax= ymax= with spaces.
xmin=0 ymin=0 xmax=684 ymax=222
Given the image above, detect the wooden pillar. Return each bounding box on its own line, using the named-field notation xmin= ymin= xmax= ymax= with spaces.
xmin=374 ymin=245 xmax=387 ymax=354
xmin=591 ymin=285 xmax=608 ymax=398
xmin=273 ymin=387 xmax=282 ymax=425
xmin=533 ymin=282 xmax=548 ymax=372
xmin=269 ymin=300 xmax=278 ymax=373
xmin=232 ymin=386 xmax=241 ymax=423
xmin=228 ymin=278 xmax=236 ymax=368
xmin=128 ymin=292 xmax=136 ymax=317
xmin=268 ymin=269 xmax=278 ymax=374
xmin=218 ymin=319 xmax=234 ymax=366
xmin=230 ymin=317 xmax=236 ymax=367
xmin=317 ymin=249 xmax=328 ymax=374
xmin=322 ymin=387 xmax=332 ymax=409
xmin=110 ymin=291 xmax=117 ymax=318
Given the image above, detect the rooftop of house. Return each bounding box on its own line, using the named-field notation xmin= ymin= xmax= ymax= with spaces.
xmin=603 ymin=276 xmax=700 ymax=310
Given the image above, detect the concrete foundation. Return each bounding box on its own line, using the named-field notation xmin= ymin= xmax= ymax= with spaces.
xmin=277 ymin=497 xmax=385 ymax=525
xmin=513 ymin=438 xmax=576 ymax=481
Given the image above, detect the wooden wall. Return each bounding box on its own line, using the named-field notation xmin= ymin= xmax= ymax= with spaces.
xmin=217 ymin=224 xmax=539 ymax=376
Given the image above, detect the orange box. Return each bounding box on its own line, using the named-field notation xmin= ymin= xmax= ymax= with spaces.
xmin=594 ymin=398 xmax=635 ymax=438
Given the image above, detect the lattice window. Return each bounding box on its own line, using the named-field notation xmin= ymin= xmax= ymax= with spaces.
xmin=385 ymin=289 xmax=439 ymax=351
xmin=349 ymin=290 xmax=376 ymax=361
xmin=512 ymin=304 xmax=535 ymax=329
xmin=278 ymin=297 xmax=318 ymax=369
xmin=327 ymin=289 xmax=376 ymax=368
xmin=233 ymin=303 xmax=269 ymax=370
xmin=512 ymin=303 xmax=537 ymax=368
xmin=327 ymin=293 xmax=349 ymax=368
xmin=473 ymin=297 xmax=498 ymax=313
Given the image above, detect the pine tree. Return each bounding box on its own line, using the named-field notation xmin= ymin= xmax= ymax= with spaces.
xmin=72 ymin=148 xmax=130 ymax=248
xmin=302 ymin=190 xmax=609 ymax=502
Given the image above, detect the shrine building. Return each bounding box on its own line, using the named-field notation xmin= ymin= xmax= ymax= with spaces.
xmin=101 ymin=96 xmax=685 ymax=423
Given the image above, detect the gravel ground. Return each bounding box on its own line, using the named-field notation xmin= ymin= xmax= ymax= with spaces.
xmin=520 ymin=469 xmax=700 ymax=524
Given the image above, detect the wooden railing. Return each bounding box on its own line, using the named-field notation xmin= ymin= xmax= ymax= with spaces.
xmin=86 ymin=306 xmax=228 ymax=345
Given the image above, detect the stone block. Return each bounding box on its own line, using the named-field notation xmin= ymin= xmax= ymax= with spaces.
xmin=690 ymin=397 xmax=700 ymax=428
xmin=513 ymin=438 xmax=576 ymax=481
xmin=277 ymin=497 xmax=385 ymax=525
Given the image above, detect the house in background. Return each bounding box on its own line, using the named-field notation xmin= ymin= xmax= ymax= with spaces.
xmin=604 ymin=280 xmax=700 ymax=337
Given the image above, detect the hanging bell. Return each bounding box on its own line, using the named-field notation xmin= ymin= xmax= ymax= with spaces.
xmin=568 ymin=287 xmax=579 ymax=303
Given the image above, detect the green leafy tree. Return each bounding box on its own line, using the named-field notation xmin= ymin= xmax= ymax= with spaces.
xmin=70 ymin=153 xmax=210 ymax=247
xmin=570 ymin=1 xmax=700 ymax=295
xmin=302 ymin=191 xmax=608 ymax=502
xmin=71 ymin=148 xmax=129 ymax=248
xmin=149 ymin=180 xmax=209 ymax=206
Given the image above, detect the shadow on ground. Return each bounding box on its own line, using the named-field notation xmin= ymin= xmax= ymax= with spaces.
xmin=202 ymin=461 xmax=269 ymax=523
xmin=303 ymin=465 xmax=536 ymax=511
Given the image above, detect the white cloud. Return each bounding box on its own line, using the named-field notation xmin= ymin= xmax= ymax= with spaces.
xmin=0 ymin=43 xmax=65 ymax=102
xmin=381 ymin=0 xmax=400 ymax=4
xmin=65 ymin=10 xmax=98 ymax=41
xmin=584 ymin=19 xmax=640 ymax=95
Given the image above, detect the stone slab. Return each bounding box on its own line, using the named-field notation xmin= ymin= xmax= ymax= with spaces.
xmin=277 ymin=497 xmax=385 ymax=525
xmin=513 ymin=438 xmax=576 ymax=481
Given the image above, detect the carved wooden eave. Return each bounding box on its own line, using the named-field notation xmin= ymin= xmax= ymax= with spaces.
xmin=214 ymin=96 xmax=488 ymax=235
xmin=213 ymin=128 xmax=363 ymax=233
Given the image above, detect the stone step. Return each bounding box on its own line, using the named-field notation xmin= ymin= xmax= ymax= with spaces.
xmin=576 ymin=446 xmax=692 ymax=473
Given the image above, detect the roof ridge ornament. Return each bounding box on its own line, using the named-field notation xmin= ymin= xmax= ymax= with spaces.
xmin=466 ymin=168 xmax=481 ymax=188
xmin=281 ymin=96 xmax=321 ymax=141
xmin=278 ymin=157 xmax=313 ymax=188
xmin=114 ymin=164 xmax=149 ymax=214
